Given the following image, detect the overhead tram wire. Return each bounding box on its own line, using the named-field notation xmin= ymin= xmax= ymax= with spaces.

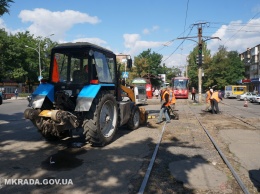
xmin=154 ymin=25 xmax=193 ymax=53
xmin=180 ymin=0 xmax=190 ymax=53
xmin=162 ymin=25 xmax=194 ymax=63
xmin=210 ymin=21 xmax=260 ymax=27
xmin=155 ymin=0 xmax=190 ymax=54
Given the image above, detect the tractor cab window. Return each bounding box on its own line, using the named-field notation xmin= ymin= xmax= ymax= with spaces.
xmin=52 ymin=52 xmax=89 ymax=84
xmin=93 ymin=51 xmax=115 ymax=83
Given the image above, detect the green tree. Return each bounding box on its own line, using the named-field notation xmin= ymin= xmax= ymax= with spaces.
xmin=0 ymin=30 xmax=57 ymax=83
xmin=187 ymin=44 xmax=245 ymax=91
xmin=0 ymin=0 xmax=14 ymax=16
xmin=131 ymin=49 xmax=163 ymax=87
xmin=204 ymin=46 xmax=244 ymax=90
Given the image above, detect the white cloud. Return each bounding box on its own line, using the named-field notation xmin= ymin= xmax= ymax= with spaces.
xmin=72 ymin=37 xmax=107 ymax=45
xmin=0 ymin=18 xmax=7 ymax=29
xmin=123 ymin=33 xmax=165 ymax=56
xmin=18 ymin=8 xmax=101 ymax=39
xmin=208 ymin=18 xmax=260 ymax=54
xmin=0 ymin=18 xmax=24 ymax=35
xmin=142 ymin=25 xmax=159 ymax=35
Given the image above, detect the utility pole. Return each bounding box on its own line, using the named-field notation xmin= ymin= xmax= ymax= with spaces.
xmin=198 ymin=26 xmax=203 ymax=103
xmin=177 ymin=22 xmax=220 ymax=103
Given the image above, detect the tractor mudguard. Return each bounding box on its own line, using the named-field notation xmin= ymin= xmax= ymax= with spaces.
xmin=75 ymin=84 xmax=115 ymax=111
xmin=31 ymin=83 xmax=54 ymax=108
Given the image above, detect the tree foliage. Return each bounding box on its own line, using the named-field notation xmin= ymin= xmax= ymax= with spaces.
xmin=130 ymin=49 xmax=164 ymax=86
xmin=187 ymin=44 xmax=244 ymax=91
xmin=0 ymin=0 xmax=13 ymax=16
xmin=0 ymin=29 xmax=58 ymax=83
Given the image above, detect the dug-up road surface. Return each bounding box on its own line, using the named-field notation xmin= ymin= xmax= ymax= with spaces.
xmin=0 ymin=98 xmax=259 ymax=194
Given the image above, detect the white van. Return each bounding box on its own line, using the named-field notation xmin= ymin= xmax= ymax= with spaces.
xmin=134 ymin=84 xmax=147 ymax=105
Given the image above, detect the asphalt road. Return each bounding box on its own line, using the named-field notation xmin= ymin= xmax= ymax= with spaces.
xmin=0 ymin=99 xmax=162 ymax=194
xmin=0 ymin=98 xmax=259 ymax=193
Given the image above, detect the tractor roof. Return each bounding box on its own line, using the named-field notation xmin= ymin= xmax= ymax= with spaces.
xmin=52 ymin=42 xmax=114 ymax=55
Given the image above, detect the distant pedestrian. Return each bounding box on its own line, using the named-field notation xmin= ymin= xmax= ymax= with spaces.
xmin=210 ymin=88 xmax=222 ymax=114
xmin=191 ymin=87 xmax=196 ymax=101
xmin=14 ymin=88 xmax=18 ymax=99
xmin=154 ymin=88 xmax=159 ymax=99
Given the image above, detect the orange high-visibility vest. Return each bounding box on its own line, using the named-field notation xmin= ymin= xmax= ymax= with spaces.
xmin=211 ymin=91 xmax=220 ymax=102
xmin=162 ymin=90 xmax=169 ymax=101
xmin=163 ymin=91 xmax=176 ymax=106
xmin=206 ymin=90 xmax=211 ymax=102
xmin=170 ymin=92 xmax=176 ymax=105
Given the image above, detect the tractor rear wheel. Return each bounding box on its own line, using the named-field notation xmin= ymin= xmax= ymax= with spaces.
xmin=83 ymin=91 xmax=118 ymax=146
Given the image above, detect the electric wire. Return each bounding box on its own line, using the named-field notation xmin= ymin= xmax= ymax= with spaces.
xmin=223 ymin=11 xmax=260 ymax=46
xmin=162 ymin=26 xmax=194 ymax=63
xmin=180 ymin=0 xmax=190 ymax=53
xmin=155 ymin=0 xmax=190 ymax=54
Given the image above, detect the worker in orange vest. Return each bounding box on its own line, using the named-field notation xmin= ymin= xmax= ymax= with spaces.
xmin=166 ymin=88 xmax=179 ymax=120
xmin=210 ymin=88 xmax=222 ymax=114
xmin=165 ymin=87 xmax=176 ymax=110
xmin=204 ymin=87 xmax=212 ymax=111
xmin=156 ymin=87 xmax=171 ymax=124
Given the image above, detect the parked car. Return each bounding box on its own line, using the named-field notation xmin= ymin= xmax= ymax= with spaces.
xmin=236 ymin=92 xmax=256 ymax=101
xmin=251 ymin=94 xmax=260 ymax=103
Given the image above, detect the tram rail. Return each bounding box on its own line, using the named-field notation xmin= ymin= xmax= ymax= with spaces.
xmin=138 ymin=99 xmax=258 ymax=193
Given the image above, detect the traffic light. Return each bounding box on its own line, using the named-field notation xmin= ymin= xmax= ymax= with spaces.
xmin=196 ymin=55 xmax=199 ymax=64
xmin=198 ymin=43 xmax=203 ymax=55
xmin=196 ymin=55 xmax=204 ymax=65
xmin=127 ymin=58 xmax=132 ymax=69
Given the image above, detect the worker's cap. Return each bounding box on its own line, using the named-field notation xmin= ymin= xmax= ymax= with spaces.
xmin=210 ymin=89 xmax=213 ymax=93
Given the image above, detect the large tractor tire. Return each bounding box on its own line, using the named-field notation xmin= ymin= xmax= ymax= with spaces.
xmin=83 ymin=91 xmax=118 ymax=147
xmin=127 ymin=106 xmax=140 ymax=130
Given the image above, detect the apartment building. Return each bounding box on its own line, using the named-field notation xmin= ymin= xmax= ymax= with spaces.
xmin=239 ymin=44 xmax=260 ymax=92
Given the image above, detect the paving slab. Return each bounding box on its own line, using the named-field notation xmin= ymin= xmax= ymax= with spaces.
xmin=169 ymin=158 xmax=229 ymax=192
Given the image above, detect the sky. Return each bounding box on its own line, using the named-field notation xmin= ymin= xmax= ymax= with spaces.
xmin=1 ymin=0 xmax=260 ymax=72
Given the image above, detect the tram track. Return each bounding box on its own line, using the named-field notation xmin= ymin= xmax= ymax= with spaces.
xmin=136 ymin=99 xmax=259 ymax=193
xmin=189 ymin=104 xmax=250 ymax=194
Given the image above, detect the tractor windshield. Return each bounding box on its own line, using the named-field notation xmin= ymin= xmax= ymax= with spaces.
xmin=50 ymin=48 xmax=116 ymax=84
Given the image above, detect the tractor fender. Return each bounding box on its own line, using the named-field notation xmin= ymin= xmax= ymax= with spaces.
xmin=75 ymin=84 xmax=115 ymax=112
xmin=31 ymin=83 xmax=54 ymax=108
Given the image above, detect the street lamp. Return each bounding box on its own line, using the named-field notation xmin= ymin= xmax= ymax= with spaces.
xmin=25 ymin=34 xmax=54 ymax=82
xmin=25 ymin=44 xmax=41 ymax=81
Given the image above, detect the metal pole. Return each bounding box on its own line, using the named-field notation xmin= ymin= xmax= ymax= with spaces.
xmin=198 ymin=27 xmax=202 ymax=103
xmin=124 ymin=61 xmax=126 ymax=86
xmin=38 ymin=41 xmax=41 ymax=80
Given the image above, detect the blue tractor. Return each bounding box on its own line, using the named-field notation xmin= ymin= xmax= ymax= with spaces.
xmin=24 ymin=42 xmax=143 ymax=146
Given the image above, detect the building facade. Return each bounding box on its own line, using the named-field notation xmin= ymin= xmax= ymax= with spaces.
xmin=239 ymin=44 xmax=260 ymax=93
